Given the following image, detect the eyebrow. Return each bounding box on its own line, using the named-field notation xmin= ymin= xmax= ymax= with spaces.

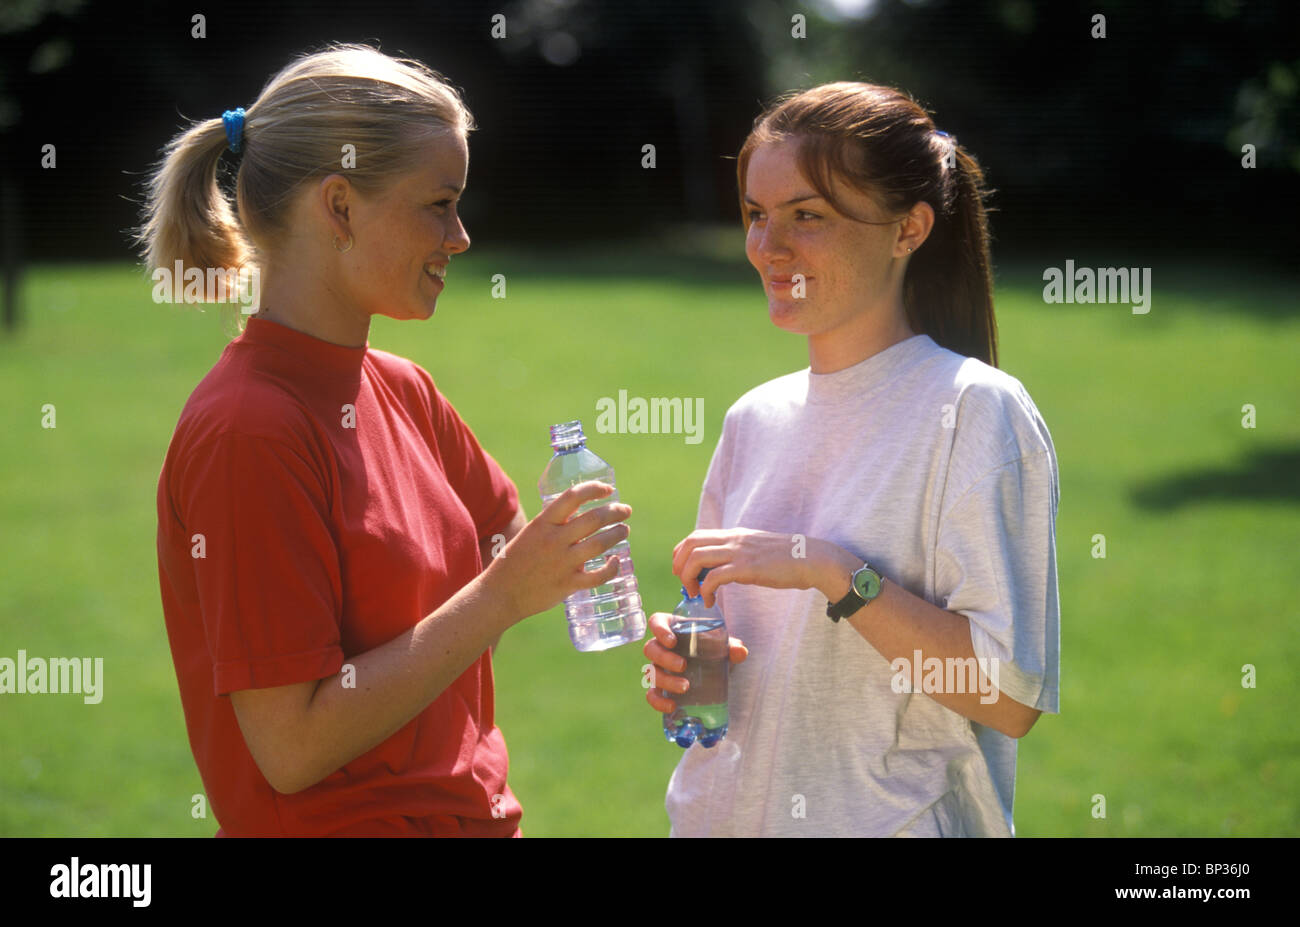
xmin=431 ymin=183 xmax=464 ymax=195
xmin=743 ymin=193 xmax=823 ymax=208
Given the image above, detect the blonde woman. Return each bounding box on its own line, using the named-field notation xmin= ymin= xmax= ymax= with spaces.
xmin=644 ymin=83 xmax=1060 ymax=837
xmin=141 ymin=44 xmax=630 ymax=836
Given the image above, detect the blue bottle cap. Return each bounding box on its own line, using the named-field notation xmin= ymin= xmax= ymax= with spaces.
xmin=680 ymin=567 xmax=713 ymax=602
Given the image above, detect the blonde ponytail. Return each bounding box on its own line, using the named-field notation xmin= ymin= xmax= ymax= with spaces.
xmin=135 ymin=114 xmax=252 ymax=284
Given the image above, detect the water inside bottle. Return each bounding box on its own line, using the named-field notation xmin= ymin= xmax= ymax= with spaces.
xmin=540 ymin=490 xmax=645 ymax=651
xmin=664 ymin=617 xmax=729 ymax=747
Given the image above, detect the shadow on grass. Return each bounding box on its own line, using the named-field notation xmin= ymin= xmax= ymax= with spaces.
xmin=1131 ymin=444 xmax=1300 ymax=509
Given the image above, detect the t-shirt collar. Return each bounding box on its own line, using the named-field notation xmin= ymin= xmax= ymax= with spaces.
xmin=805 ymin=333 xmax=934 ymax=404
xmin=238 ymin=316 xmax=369 ymax=380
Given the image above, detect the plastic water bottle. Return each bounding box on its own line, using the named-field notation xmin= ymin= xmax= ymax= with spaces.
xmin=538 ymin=420 xmax=646 ymax=652
xmin=663 ymin=570 xmax=729 ymax=748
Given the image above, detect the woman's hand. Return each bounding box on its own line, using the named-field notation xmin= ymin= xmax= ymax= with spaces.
xmin=643 ymin=611 xmax=748 ymax=715
xmin=672 ymin=528 xmax=828 ymax=608
xmin=673 ymin=528 xmax=865 ymax=607
xmin=480 ymin=481 xmax=631 ymax=623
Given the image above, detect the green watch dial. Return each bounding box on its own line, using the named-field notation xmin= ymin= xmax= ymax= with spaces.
xmin=853 ymin=566 xmax=881 ymax=601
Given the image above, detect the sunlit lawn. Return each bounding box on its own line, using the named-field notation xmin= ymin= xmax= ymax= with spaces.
xmin=1 ymin=234 xmax=1296 ymax=835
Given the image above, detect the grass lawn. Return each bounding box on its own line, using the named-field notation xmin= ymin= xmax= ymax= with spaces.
xmin=1 ymin=232 xmax=1296 ymax=836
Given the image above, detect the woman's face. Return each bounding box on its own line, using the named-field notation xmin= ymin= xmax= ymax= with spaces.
xmin=344 ymin=132 xmax=471 ymax=322
xmin=743 ymin=138 xmax=908 ymax=340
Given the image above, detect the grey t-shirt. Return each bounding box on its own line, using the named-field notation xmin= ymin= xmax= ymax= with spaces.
xmin=665 ymin=334 xmax=1060 ymax=837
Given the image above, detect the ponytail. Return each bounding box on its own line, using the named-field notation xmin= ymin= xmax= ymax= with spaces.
xmin=133 ymin=115 xmax=252 ymax=285
xmin=903 ymin=142 xmax=998 ymax=368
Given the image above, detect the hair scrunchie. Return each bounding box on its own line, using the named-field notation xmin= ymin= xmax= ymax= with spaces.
xmin=222 ymin=107 xmax=246 ymax=154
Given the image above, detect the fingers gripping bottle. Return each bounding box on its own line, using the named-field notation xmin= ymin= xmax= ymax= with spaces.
xmin=538 ymin=420 xmax=646 ymax=652
xmin=663 ymin=569 xmax=729 ymax=748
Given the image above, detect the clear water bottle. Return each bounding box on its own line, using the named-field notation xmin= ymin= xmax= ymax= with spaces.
xmin=663 ymin=570 xmax=729 ymax=748
xmin=538 ymin=420 xmax=646 ymax=652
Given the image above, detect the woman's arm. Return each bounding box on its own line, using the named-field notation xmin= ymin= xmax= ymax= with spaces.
xmin=673 ymin=530 xmax=1041 ymax=740
xmin=231 ymin=482 xmax=627 ymax=795
xmin=482 ymin=506 xmax=527 ymax=654
xmin=480 ymin=506 xmax=527 ymax=568
xmin=231 ymin=566 xmax=516 ymax=794
xmin=806 ymin=539 xmax=1041 ymax=738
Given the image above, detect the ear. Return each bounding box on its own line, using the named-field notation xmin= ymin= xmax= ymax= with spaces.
xmin=896 ymin=200 xmax=935 ymax=257
xmin=315 ymin=173 xmax=355 ymax=244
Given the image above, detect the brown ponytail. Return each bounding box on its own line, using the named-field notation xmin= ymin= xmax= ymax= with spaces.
xmin=736 ymin=82 xmax=999 ymax=368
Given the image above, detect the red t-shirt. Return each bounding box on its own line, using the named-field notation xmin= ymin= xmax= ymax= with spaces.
xmin=155 ymin=316 xmax=523 ymax=836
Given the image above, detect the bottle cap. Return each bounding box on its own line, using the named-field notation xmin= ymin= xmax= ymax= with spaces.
xmin=679 ymin=567 xmax=712 ymax=602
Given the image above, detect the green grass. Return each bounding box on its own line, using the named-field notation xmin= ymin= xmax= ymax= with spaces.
xmin=1 ymin=234 xmax=1297 ymax=836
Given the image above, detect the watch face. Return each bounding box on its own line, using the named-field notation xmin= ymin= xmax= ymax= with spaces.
xmin=853 ymin=567 xmax=881 ymax=601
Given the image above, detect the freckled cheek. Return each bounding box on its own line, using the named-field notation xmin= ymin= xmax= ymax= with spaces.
xmin=374 ymin=255 xmax=416 ymax=290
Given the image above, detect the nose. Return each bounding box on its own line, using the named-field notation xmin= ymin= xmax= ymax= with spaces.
xmin=754 ymin=218 xmax=791 ymax=265
xmin=445 ymin=209 xmax=470 ymax=255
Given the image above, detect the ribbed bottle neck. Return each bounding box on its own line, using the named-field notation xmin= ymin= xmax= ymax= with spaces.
xmin=549 ymin=420 xmax=586 ymax=452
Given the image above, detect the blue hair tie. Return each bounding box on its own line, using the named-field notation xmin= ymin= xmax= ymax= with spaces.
xmin=222 ymin=107 xmax=246 ymax=154
xmin=935 ymin=130 xmax=951 ymax=139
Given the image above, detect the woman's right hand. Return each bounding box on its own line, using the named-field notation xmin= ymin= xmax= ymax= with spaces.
xmin=482 ymin=480 xmax=632 ymax=623
xmin=643 ymin=611 xmax=748 ymax=714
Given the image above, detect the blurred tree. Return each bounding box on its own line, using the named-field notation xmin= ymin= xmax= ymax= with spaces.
xmin=739 ymin=0 xmax=1299 ymax=260
xmin=3 ymin=0 xmax=1294 ymax=265
xmin=0 ymin=0 xmax=84 ymax=333
xmin=466 ymin=0 xmax=770 ymax=237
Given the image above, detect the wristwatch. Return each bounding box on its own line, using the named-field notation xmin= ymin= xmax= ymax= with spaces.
xmin=827 ymin=562 xmax=884 ymax=622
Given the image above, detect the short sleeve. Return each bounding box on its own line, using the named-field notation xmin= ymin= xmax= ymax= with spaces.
xmin=177 ymin=432 xmax=345 ymax=696
xmin=414 ymin=370 xmax=520 ymax=540
xmin=696 ymin=412 xmax=734 ymax=531
xmin=935 ymin=450 xmax=1060 ymax=713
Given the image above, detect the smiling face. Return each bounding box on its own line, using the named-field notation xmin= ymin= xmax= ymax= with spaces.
xmin=344 ymin=131 xmax=471 ymax=322
xmin=742 ymin=137 xmax=927 ymax=368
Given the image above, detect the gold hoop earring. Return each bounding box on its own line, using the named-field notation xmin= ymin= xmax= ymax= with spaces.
xmin=334 ymin=235 xmax=354 ymax=254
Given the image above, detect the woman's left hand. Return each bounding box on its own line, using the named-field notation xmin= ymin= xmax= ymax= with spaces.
xmin=672 ymin=528 xmax=828 ymax=607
